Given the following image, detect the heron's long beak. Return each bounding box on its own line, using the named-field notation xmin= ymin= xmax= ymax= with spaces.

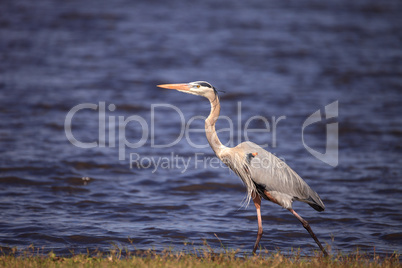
xmin=157 ymin=83 xmax=190 ymax=91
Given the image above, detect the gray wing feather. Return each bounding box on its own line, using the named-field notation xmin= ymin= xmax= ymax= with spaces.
xmin=239 ymin=141 xmax=325 ymax=211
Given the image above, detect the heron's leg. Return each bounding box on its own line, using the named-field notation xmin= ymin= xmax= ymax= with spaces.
xmin=288 ymin=208 xmax=328 ymax=257
xmin=252 ymin=193 xmax=263 ymax=254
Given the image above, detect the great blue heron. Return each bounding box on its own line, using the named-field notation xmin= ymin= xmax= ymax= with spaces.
xmin=157 ymin=81 xmax=328 ymax=256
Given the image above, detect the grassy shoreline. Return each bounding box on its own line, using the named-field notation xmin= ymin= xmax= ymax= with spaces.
xmin=1 ymin=246 xmax=400 ymax=268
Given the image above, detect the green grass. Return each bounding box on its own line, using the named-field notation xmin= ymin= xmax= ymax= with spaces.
xmin=0 ymin=244 xmax=399 ymax=268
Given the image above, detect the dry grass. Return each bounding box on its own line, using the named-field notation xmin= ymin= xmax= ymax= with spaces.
xmin=0 ymin=244 xmax=399 ymax=268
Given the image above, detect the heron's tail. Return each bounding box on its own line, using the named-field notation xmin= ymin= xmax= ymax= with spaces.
xmin=305 ymin=193 xmax=325 ymax=212
xmin=308 ymin=202 xmax=325 ymax=212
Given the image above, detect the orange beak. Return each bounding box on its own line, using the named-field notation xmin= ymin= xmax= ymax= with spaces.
xmin=252 ymin=152 xmax=258 ymax=157
xmin=157 ymin=83 xmax=190 ymax=91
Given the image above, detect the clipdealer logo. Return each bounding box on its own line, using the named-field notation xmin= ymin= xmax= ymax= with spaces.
xmin=64 ymin=101 xmax=339 ymax=169
xmin=302 ymin=101 xmax=339 ymax=167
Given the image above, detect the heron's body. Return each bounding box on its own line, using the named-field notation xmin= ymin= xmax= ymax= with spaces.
xmin=157 ymin=81 xmax=328 ymax=256
xmin=220 ymin=141 xmax=325 ymax=211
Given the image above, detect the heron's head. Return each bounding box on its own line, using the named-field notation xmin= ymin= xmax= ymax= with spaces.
xmin=157 ymin=81 xmax=217 ymax=99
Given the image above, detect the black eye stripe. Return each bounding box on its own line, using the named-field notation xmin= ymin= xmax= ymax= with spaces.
xmin=198 ymin=82 xmax=212 ymax=88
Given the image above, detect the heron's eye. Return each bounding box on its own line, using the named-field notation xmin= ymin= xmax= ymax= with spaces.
xmin=196 ymin=85 xmax=200 ymax=88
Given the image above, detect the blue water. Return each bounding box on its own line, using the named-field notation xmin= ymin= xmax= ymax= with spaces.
xmin=0 ymin=0 xmax=401 ymax=256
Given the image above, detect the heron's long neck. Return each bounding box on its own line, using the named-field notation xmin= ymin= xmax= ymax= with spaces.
xmin=205 ymin=95 xmax=226 ymax=156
